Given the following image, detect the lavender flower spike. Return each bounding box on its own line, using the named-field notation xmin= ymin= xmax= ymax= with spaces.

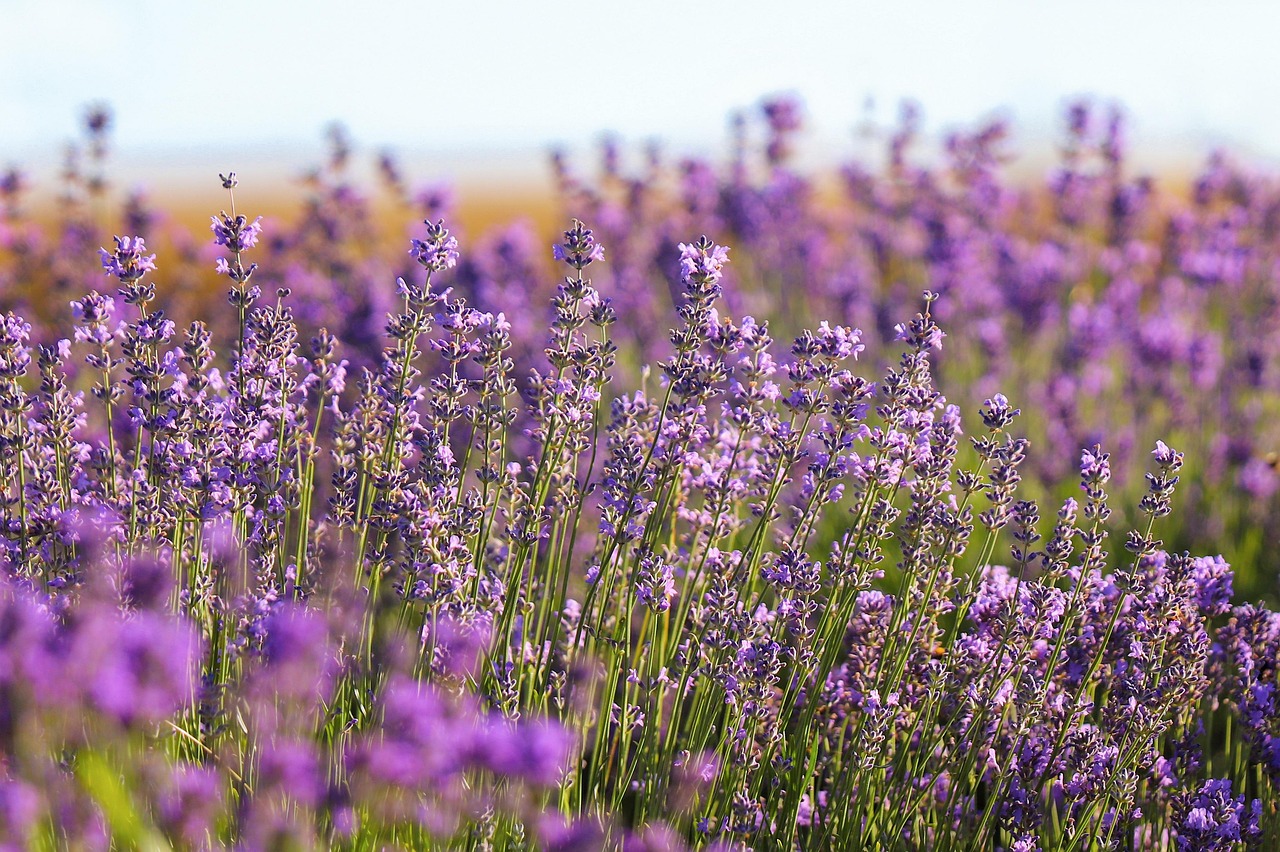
xmin=677 ymin=236 xmax=731 ymax=285
xmin=1080 ymin=444 xmax=1111 ymax=486
xmin=98 ymin=235 xmax=156 ymax=283
xmin=1153 ymin=439 xmax=1184 ymax=468
xmin=553 ymin=219 xmax=605 ymax=270
xmin=409 ymin=219 xmax=460 ymax=272
xmin=210 ymin=212 xmax=264 ymax=252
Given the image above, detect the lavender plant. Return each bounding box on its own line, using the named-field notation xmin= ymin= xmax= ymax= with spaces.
xmin=0 ymin=101 xmax=1279 ymax=850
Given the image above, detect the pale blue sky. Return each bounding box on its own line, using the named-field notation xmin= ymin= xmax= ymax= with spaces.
xmin=5 ymin=1 xmax=1280 ymax=176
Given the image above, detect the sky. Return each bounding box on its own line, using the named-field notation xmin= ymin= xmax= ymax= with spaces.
xmin=5 ymin=0 xmax=1280 ymax=184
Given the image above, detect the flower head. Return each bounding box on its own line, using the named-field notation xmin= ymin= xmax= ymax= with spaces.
xmin=677 ymin=237 xmax=731 ymax=286
xmin=1174 ymin=779 xmax=1262 ymax=851
xmin=210 ymin=213 xmax=263 ymax=252
xmin=553 ymin=219 xmax=605 ymax=270
xmin=409 ymin=219 xmax=460 ymax=273
xmin=98 ymin=235 xmax=157 ymax=283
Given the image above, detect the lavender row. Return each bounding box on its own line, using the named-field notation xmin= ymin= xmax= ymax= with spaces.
xmin=0 ymin=103 xmax=1277 ymax=849
xmin=5 ymin=100 xmax=1279 ymax=600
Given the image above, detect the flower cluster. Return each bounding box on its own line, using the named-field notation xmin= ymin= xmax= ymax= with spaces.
xmin=97 ymin=234 xmax=156 ymax=283
xmin=0 ymin=97 xmax=1278 ymax=849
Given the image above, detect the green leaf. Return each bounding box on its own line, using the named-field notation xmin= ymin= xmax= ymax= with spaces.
xmin=74 ymin=749 xmax=171 ymax=852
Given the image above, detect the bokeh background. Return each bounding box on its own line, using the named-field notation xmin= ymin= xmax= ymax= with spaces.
xmin=7 ymin=0 xmax=1280 ymax=224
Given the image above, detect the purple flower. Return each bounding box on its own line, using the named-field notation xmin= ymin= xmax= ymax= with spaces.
xmin=84 ymin=102 xmax=112 ymax=137
xmin=210 ymin=213 xmax=264 ymax=251
xmin=0 ymin=779 xmax=41 ymax=846
xmin=471 ymin=718 xmax=574 ymax=786
xmin=1080 ymin=444 xmax=1111 ymax=486
xmin=79 ymin=610 xmax=201 ymax=728
xmin=0 ymin=312 xmax=33 ymax=380
xmin=256 ymin=740 xmax=324 ymax=807
xmin=539 ymin=816 xmax=610 ymax=852
xmin=892 ymin=293 xmax=946 ymax=350
xmin=425 ymin=616 xmax=492 ymax=679
xmin=157 ymin=766 xmax=223 ymax=846
xmin=409 ymin=219 xmax=460 ymax=273
xmin=70 ymin=291 xmax=118 ymax=346
xmin=762 ymin=95 xmax=803 ymax=134
xmin=256 ymin=606 xmax=337 ymax=703
xmin=1174 ymin=779 xmax=1262 ymax=851
xmin=211 ymin=200 xmax=264 ymax=287
xmin=677 ymin=237 xmax=731 ymax=285
xmin=117 ymin=553 xmax=173 ymax=611
xmin=98 ymin=235 xmax=156 ymax=283
xmin=350 ymin=676 xmax=475 ymax=789
xmin=979 ymin=393 xmax=1020 ymax=431
xmin=1238 ymin=457 xmax=1279 ymax=501
xmin=1153 ymin=440 xmax=1184 ymax=468
xmin=553 ymin=220 xmax=606 ymax=269
xmin=761 ymin=547 xmax=820 ymax=594
xmin=1189 ymin=555 xmax=1234 ymax=617
xmin=815 ymin=321 xmax=864 ymax=360
xmin=635 ymin=550 xmax=678 ymax=612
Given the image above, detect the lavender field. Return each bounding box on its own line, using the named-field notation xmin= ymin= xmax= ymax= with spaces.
xmin=0 ymin=99 xmax=1278 ymax=850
